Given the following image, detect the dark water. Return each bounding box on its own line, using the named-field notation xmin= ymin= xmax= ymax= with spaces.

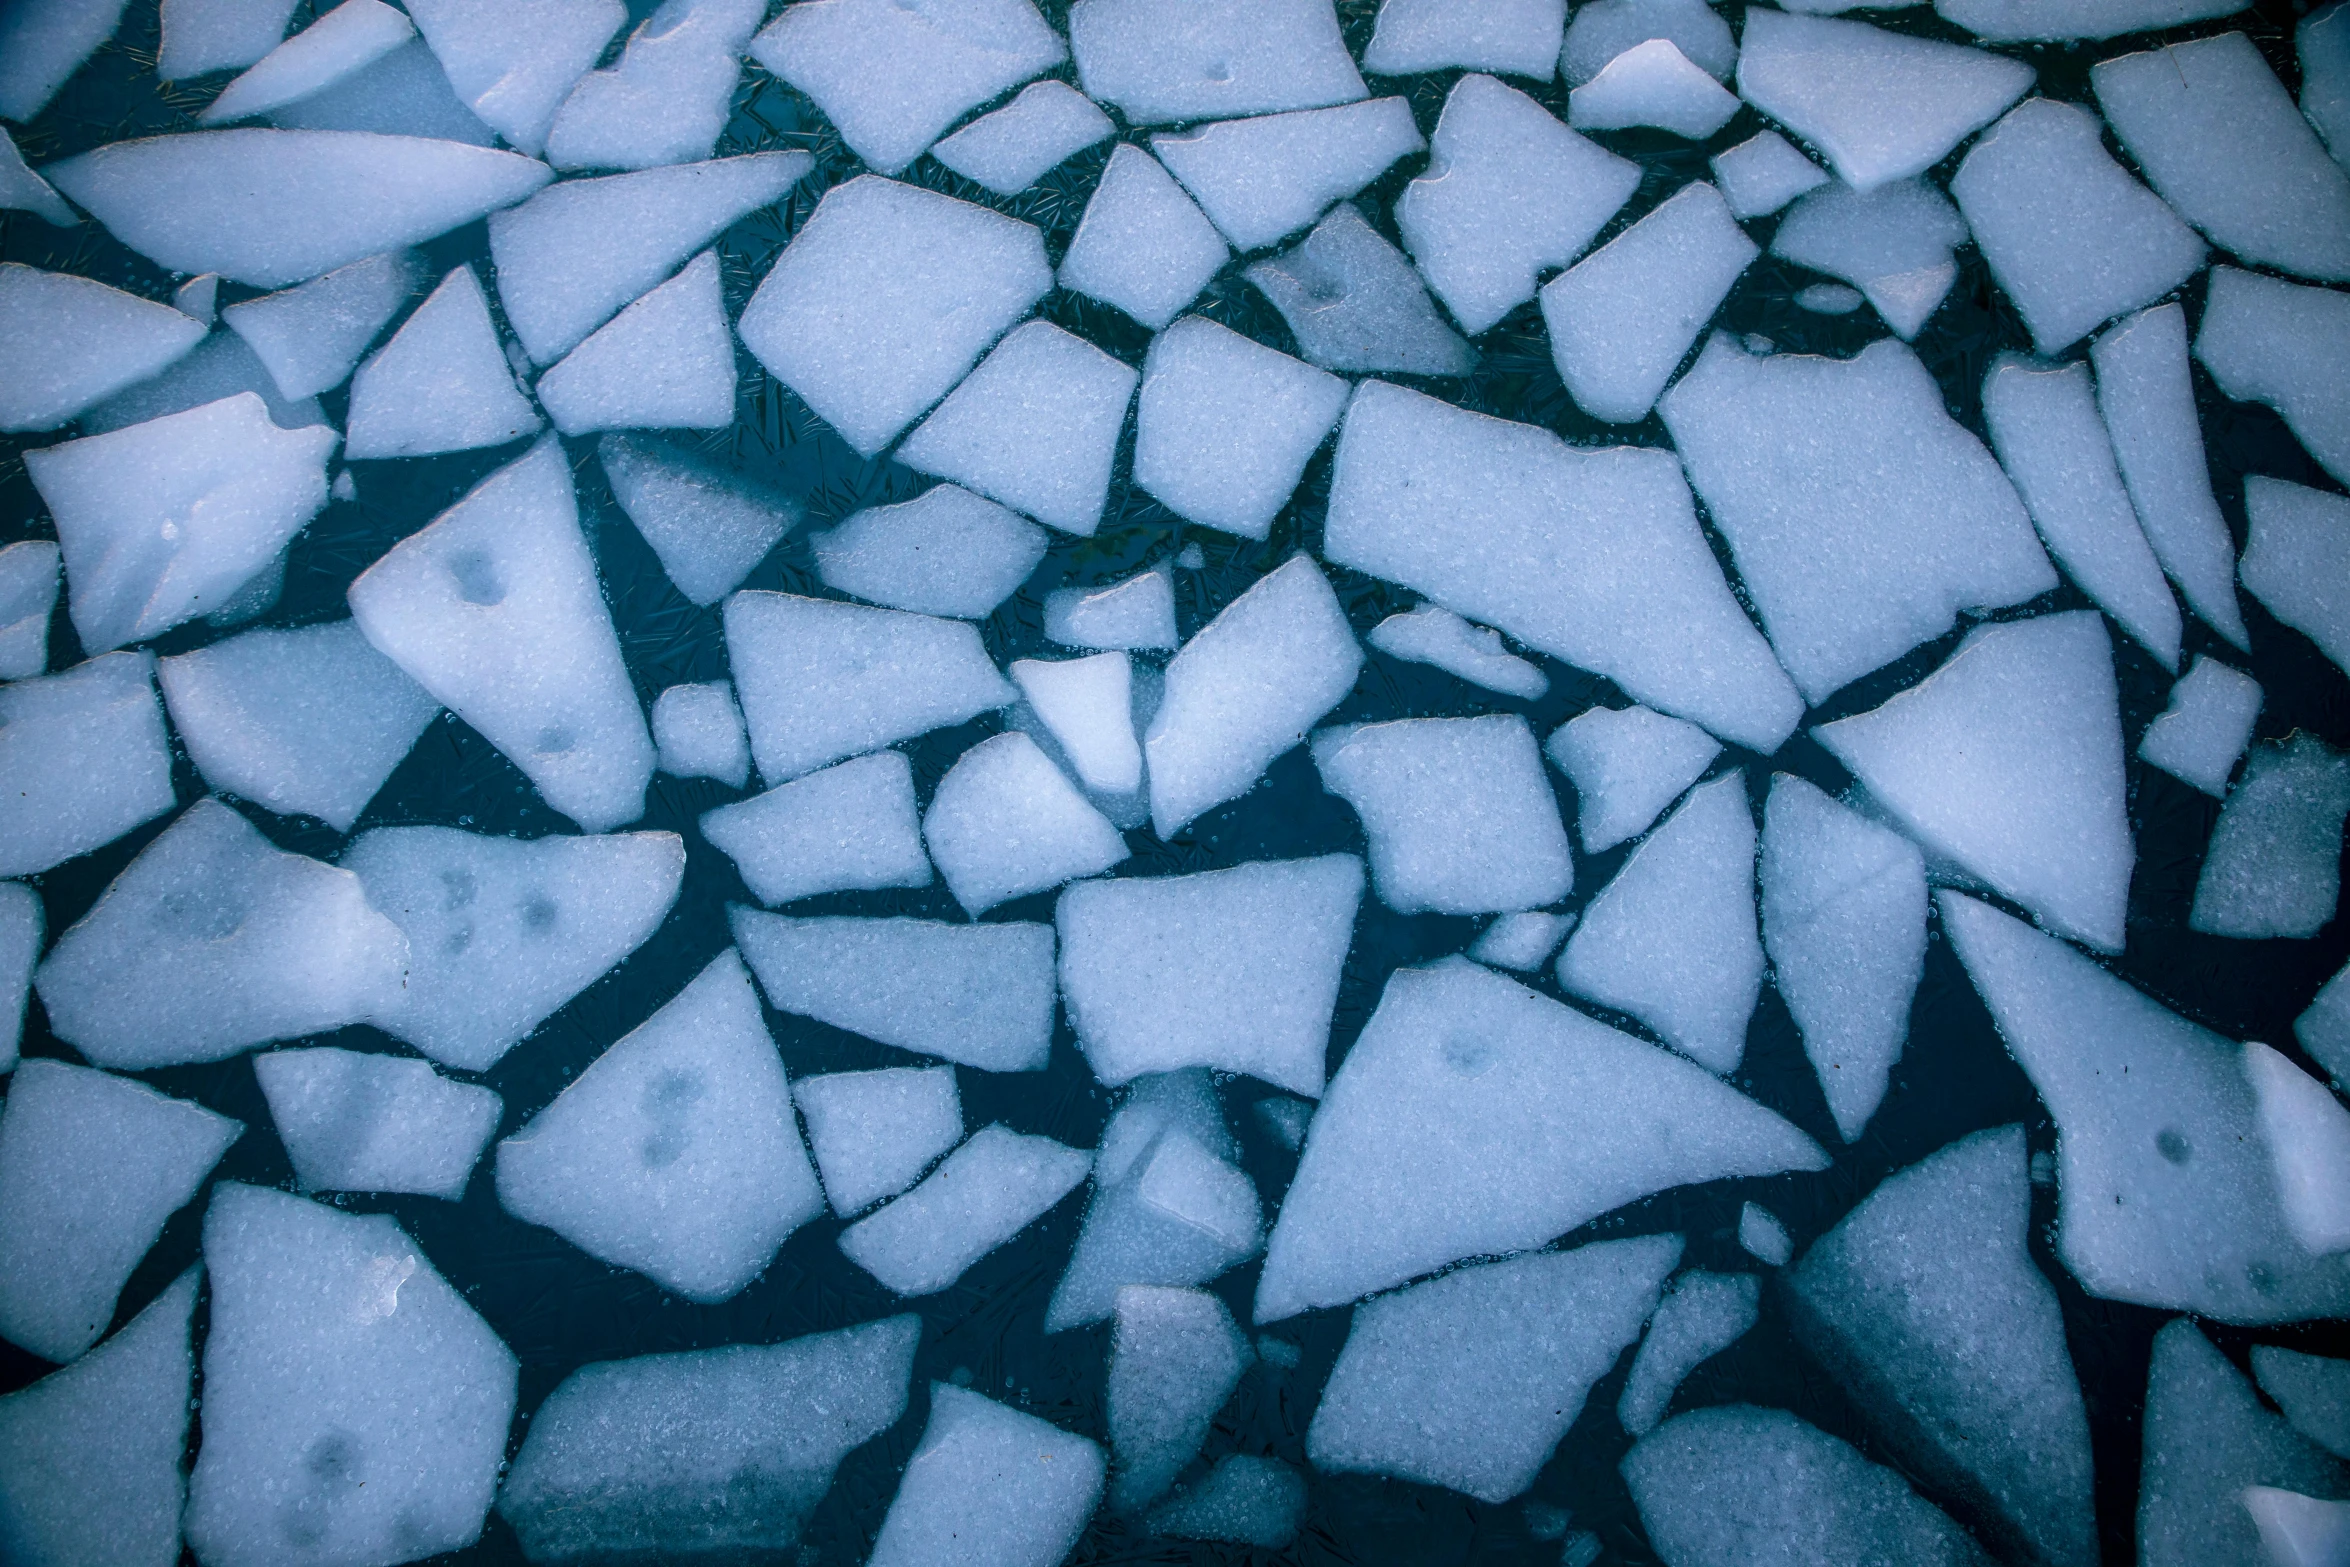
xmin=2 ymin=0 xmax=2346 ymax=1561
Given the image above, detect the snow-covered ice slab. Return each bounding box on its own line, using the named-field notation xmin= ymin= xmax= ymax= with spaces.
xmin=536 ymin=248 xmax=734 ymax=436
xmin=258 ymin=1047 xmax=496 ymax=1201
xmin=867 ymin=1385 xmax=1104 ymax=1567
xmin=1056 ymin=144 xmax=1229 ymax=332
xmin=1133 ymin=317 xmax=1345 ymax=541
xmin=1045 ymin=564 xmax=1179 ymax=652
xmin=1070 ymin=0 xmax=1366 ymax=124
xmin=1662 ymin=335 xmax=2053 ymax=706
xmin=1546 ymin=704 xmax=1720 ymax=854
xmin=404 ymin=0 xmax=621 ymax=154
xmin=2256 ymin=1347 xmax=2350 ymax=1461
xmin=544 ymin=0 xmax=764 ymax=173
xmin=1363 ymin=0 xmax=1562 ymax=78
xmin=1568 ymin=39 xmax=1739 ymax=139
xmin=2241 ymin=477 xmax=2350 ymax=678
xmin=0 ymin=652 xmax=173 ymax=880
xmin=1014 ymin=654 xmax=1141 ymax=796
xmin=602 ymin=433 xmax=798 ymax=608
xmin=1310 ymin=1237 xmax=1680 ymax=1502
xmin=1155 ymin=97 xmax=1424 ymax=253
xmin=2191 ymin=735 xmax=2350 ymax=940
xmin=1469 ymin=909 xmax=1571 ymax=972
xmin=1769 ymin=177 xmax=1966 ymax=342
xmin=923 ymin=731 xmax=1128 ymax=915
xmin=840 ymin=1125 xmax=1090 ymax=1295
xmin=0 ymin=540 xmax=55 ymax=681
xmin=344 ymin=263 xmax=539 ymax=458
xmin=653 ymin=680 xmax=750 ymax=786
xmin=1367 ymin=604 xmax=1548 ymax=699
xmin=1058 ymin=855 xmax=1363 ymax=1095
xmin=0 ymin=263 xmax=206 ymax=433
xmin=1151 ymin=1455 xmax=1306 ymax=1546
xmin=1710 ymin=129 xmax=1828 ymax=219
xmin=348 ymin=437 xmax=653 ymax=833
xmin=46 ymin=130 xmax=551 ymax=288
xmin=1107 ymin=1284 xmax=1247 ymax=1510
xmin=343 ymin=826 xmax=684 ymax=1071
xmin=1937 ymin=0 xmax=2245 ymax=40
xmin=706 ymin=751 xmax=931 ymax=907
xmin=739 ymin=175 xmax=1048 ymax=456
xmin=1617 ymin=1270 xmax=1759 ymax=1436
xmin=814 ymin=485 xmax=1046 ymax=620
xmin=731 ymin=908 xmax=1057 ymax=1072
xmin=797 ymin=1067 xmax=962 ymax=1216
xmin=932 ymin=80 xmax=1114 ymax=196
xmin=1247 ymin=205 xmax=1474 ymax=377
xmin=221 ymin=249 xmax=420 ymax=402
xmin=186 ymin=1184 xmax=516 ymax=1567
xmin=2139 ymin=656 xmax=2260 ymax=797
xmin=2196 ymin=267 xmax=2350 ymax=488
xmin=1328 ymin=380 xmax=1802 ymax=752
xmin=1256 ymin=959 xmax=1825 ymax=1320
xmin=263 ymin=35 xmax=496 ymax=142
xmin=198 ymin=0 xmax=416 ymax=127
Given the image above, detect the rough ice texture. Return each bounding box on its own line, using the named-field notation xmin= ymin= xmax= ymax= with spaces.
xmin=221 ymin=250 xmax=421 ymax=403
xmin=256 ymin=1046 xmax=497 ymax=1202
xmin=732 ymin=908 xmax=1057 ymax=1072
xmin=653 ymin=680 xmax=751 ymax=786
xmin=544 ymin=0 xmax=764 ymax=173
xmin=1710 ymin=129 xmax=1828 ymax=219
xmin=1367 ymin=604 xmax=1548 ymax=699
xmin=1562 ymin=0 xmax=1732 ymax=84
xmin=738 ymin=175 xmax=1048 ymax=456
xmin=1151 ymin=1454 xmax=1305 ymax=1546
xmin=536 ymin=249 xmax=734 ymax=436
xmin=1938 ymin=0 xmax=2244 ymax=39
xmin=1328 ymin=380 xmax=1801 ymax=751
xmin=1540 ymin=180 xmax=1756 ymax=424
xmin=1760 ymin=775 xmax=1926 ymax=1143
xmin=1314 ymin=716 xmax=1572 ymax=915
xmin=2190 ymin=735 xmax=2350 ymax=939
xmin=897 ymin=319 xmax=1138 ymax=536
xmin=0 ymin=0 xmax=134 ymax=122
xmin=706 ymin=751 xmax=931 ymax=907
xmin=922 ymin=731 xmax=1128 ymax=915
xmin=1557 ymin=772 xmax=1761 ymax=1075
xmin=1069 ymin=0 xmax=1367 ymax=124
xmin=45 ymin=129 xmax=552 ymax=288
xmin=186 ymin=1184 xmax=516 ymax=1567
xmin=1469 ymin=909 xmax=1571 ymax=972
xmin=1769 ymin=177 xmax=1966 ymax=341
xmin=840 ymin=1125 xmax=1090 ymax=1295
xmin=2196 ymin=267 xmax=2350 ymax=489
xmin=1144 ymin=554 xmax=1363 ymax=836
xmin=932 ymin=79 xmax=1114 ymax=195
xmin=1942 ymin=892 xmax=2350 ymax=1322
xmin=0 ymin=1061 xmax=236 ymax=1363
xmin=1363 ymin=0 xmax=1562 ymax=77
xmin=2242 ymin=477 xmax=2350 ymax=678
xmin=0 ymin=652 xmax=174 ymax=880
xmin=1617 ymin=1271 xmax=1760 ymax=1436
xmin=498 ymin=951 xmax=823 ymax=1302
xmin=37 ymin=799 xmax=405 ymax=1069
xmin=2093 ymin=32 xmax=2350 ymax=284
xmin=198 ymin=0 xmax=417 ymax=127
xmin=1548 ymin=704 xmax=1721 ymax=854
xmin=1256 ymin=959 xmax=1825 ymax=1321
xmin=796 ymin=1067 xmax=962 ymax=1216
xmin=1058 ymin=855 xmax=1364 ymax=1095
xmin=347 ymin=437 xmax=654 ymax=833
xmin=1155 ymin=97 xmax=1424 ymax=253
xmin=0 ymin=885 xmax=36 ymax=1072
xmin=2139 ymin=657 xmax=2260 ymax=797
xmin=500 ymin=1315 xmax=917 ymax=1562
xmin=0 ymin=263 xmax=206 ymax=433
xmin=1056 ymin=144 xmax=1229 ymax=332
xmin=1662 ymin=334 xmax=2054 ymax=705
xmin=343 ymin=826 xmax=684 ymax=1071
xmin=867 ymin=1385 xmax=1104 ymax=1567
xmin=1014 ymin=653 xmax=1141 ymax=795
xmin=2256 ymin=1347 xmax=2350 ymax=1461
xmin=750 ymin=0 xmax=1062 ymax=175
xmin=1045 ymin=564 xmax=1178 ymax=652
xmin=1734 ymin=10 xmax=2031 ymax=192
xmin=1107 ymin=1284 xmax=1247 ymax=1510
xmin=813 ymin=484 xmax=1046 ymax=619
xmin=75 ymin=325 xmax=327 ymax=439
xmin=1568 ymin=39 xmax=1740 ymax=138
xmin=1132 ymin=318 xmax=1345 ymax=539
xmin=1310 ymin=1237 xmax=1680 ymax=1502
xmin=344 ymin=263 xmax=538 ymax=458
xmin=0 ymin=539 xmax=55 ymax=681
xmin=402 ymin=0 xmax=621 ymax=153
xmin=1247 ymin=205 xmax=1474 ymax=377
xmin=602 ymin=433 xmax=798 ymax=607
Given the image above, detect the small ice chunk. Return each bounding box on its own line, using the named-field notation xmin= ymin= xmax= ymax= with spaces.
xmin=0 ymin=263 xmax=206 ymax=434
xmin=2140 ymin=657 xmax=2261 ymax=797
xmin=739 ymin=175 xmax=1047 ymax=456
xmin=1799 ymin=278 xmax=1864 ymax=310
xmin=601 ymin=433 xmax=798 ymax=607
xmin=1367 ymin=604 xmax=1548 ymax=699
xmin=264 ymin=35 xmax=496 ymax=141
xmin=1255 ymin=1096 xmax=1313 ymax=1150
xmin=344 ymin=262 xmax=538 ymax=458
xmin=1568 ymin=39 xmax=1740 ymax=139
xmin=1363 ymin=0 xmax=1562 ymax=78
xmin=2256 ymin=1348 xmax=2350 ymax=1461
xmin=2196 ymin=267 xmax=2350 ymax=489
xmin=1710 ymin=129 xmax=1829 ymax=219
xmin=2246 ymin=1040 xmax=2350 ymax=1258
xmin=1129 ymin=319 xmax=1339 ymax=541
xmin=1617 ymin=1271 xmax=1760 ymax=1436
xmin=725 ymin=591 xmax=1014 ymax=783
xmin=1247 ymin=204 xmax=1475 ymax=376
xmin=1057 ymin=143 xmax=1229 ymax=332
xmin=1155 ymin=96 xmax=1425 ymax=253
xmin=1310 ymin=1237 xmax=1681 ymax=1501
xmin=1394 ymin=74 xmax=1639 ymax=337
xmin=1107 ymin=1285 xmax=1247 ymax=1511
xmin=1541 ymin=180 xmax=1756 ymax=424
xmin=840 ymin=1125 xmax=1090 ymax=1295
xmin=498 ymin=951 xmax=823 ymax=1301
xmin=731 ymin=908 xmax=1056 ymax=1072
xmin=796 ymin=1067 xmax=962 ymax=1216
xmin=813 ymin=485 xmax=1046 ymax=619
xmin=931 ymin=79 xmax=1114 ymax=195
xmin=1469 ymin=909 xmax=1571 ymax=971
xmin=0 ymin=126 xmax=75 ymax=226
xmin=1937 ymin=0 xmax=2246 ymax=40
xmin=1739 ymin=1202 xmax=1792 ymax=1266
xmin=868 ymin=1385 xmax=1104 ymax=1567
xmin=536 ymin=248 xmax=734 ymax=436
xmin=1760 ymin=775 xmax=1926 ymax=1144
xmin=706 ymin=751 xmax=932 ymax=906
xmin=2304 ymin=964 xmax=2350 ymax=1085
xmin=403 ymin=0 xmax=622 ymax=155
xmin=897 ymin=320 xmax=1138 ymax=537
xmin=2308 ymin=2 xmax=2350 ymax=166
xmin=544 ymin=0 xmax=764 ymax=173
xmin=199 ymin=0 xmax=415 ymax=126
xmin=1769 ymin=177 xmax=1967 ymax=341
xmin=1145 ymin=554 xmax=1363 ymax=837
xmin=0 ymin=1061 xmax=237 ymax=1362
xmin=1314 ymin=715 xmax=1573 ymax=915
xmin=1069 ymin=0 xmax=1367 ymax=125
xmin=2242 ymin=477 xmax=2350 ymax=678
xmin=923 ymin=731 xmax=1128 ymax=915
xmin=1734 ymin=10 xmax=2032 ymax=193
xmin=0 ymin=652 xmax=174 ymax=880
xmin=0 ymin=884 xmax=36 ymax=1072
xmin=1058 ymin=855 xmax=1363 ymax=1095
xmin=257 ymin=1047 xmax=498 ymax=1200
xmin=1047 ymin=565 xmax=1179 ymax=653
xmin=0 ymin=539 xmax=60 ymax=680
xmin=2191 ymin=735 xmax=2350 ymax=940
xmin=2093 ymin=32 xmax=2350 ymax=284
xmin=37 ymin=799 xmax=406 ymax=1069
xmin=221 ymin=249 xmax=420 ymax=401
xmin=0 ymin=0 xmax=134 ymax=124
xmin=1149 ymin=1455 xmax=1306 ymax=1547
xmin=652 ymin=680 xmax=750 ymax=786
xmin=1014 ymin=654 xmax=1141 ymax=795
xmin=342 ymin=826 xmax=684 ymax=1071
xmin=1546 ymin=704 xmax=1721 ymax=853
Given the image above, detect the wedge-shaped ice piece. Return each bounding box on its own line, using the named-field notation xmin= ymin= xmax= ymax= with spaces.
xmin=738 ymin=175 xmax=1047 ymax=456
xmin=1329 ymin=381 xmax=1803 ymax=751
xmin=1568 ymin=39 xmax=1739 ymax=138
xmin=840 ymin=1125 xmax=1089 ymax=1295
xmin=199 ymin=0 xmax=414 ymax=126
xmin=869 ymin=1385 xmax=1105 ymax=1567
xmin=1541 ymin=180 xmax=1755 ymax=424
xmin=1365 ymin=0 xmax=1562 ymax=77
xmin=1108 ymin=1285 xmax=1247 ymax=1511
xmin=0 ymin=126 xmax=76 ymax=226
xmin=37 ymin=799 xmax=406 ymax=1069
xmin=1057 ymin=144 xmax=1229 ymax=333
xmin=46 ymin=130 xmax=549 ymax=289
xmin=1156 ymin=97 xmax=1424 ymax=253
xmin=732 ymin=908 xmax=1057 ymax=1071
xmin=256 ymin=1047 xmax=496 ymax=1202
xmin=1563 ymin=0 xmax=1732 ymax=83
xmin=2191 ymin=735 xmax=2350 ymax=940
xmin=187 ymin=1185 xmax=516 ymax=1567
xmin=0 ymin=264 xmax=206 ymax=434
xmin=2247 ymin=1040 xmax=2350 ymax=1258
xmin=1368 ymin=604 xmax=1548 ymax=699
xmin=1982 ymin=356 xmax=2180 ymax=669
xmin=1059 ymin=855 xmax=1362 ymax=1095
xmin=1130 ymin=319 xmax=1340 ymax=540
xmin=1256 ymin=959 xmax=1826 ymax=1320
xmin=797 ymin=1067 xmax=962 ymax=1216
xmin=221 ymin=249 xmax=420 ymax=401
xmin=0 ymin=540 xmax=56 ymax=682
xmin=0 ymin=1269 xmax=196 ymax=1567
xmin=1942 ymin=892 xmax=2350 ymax=1321
xmin=0 ymin=885 xmax=37 ymax=1072
xmin=492 ymin=152 xmax=809 ymax=364
xmin=1150 ymin=1455 xmax=1306 ymax=1546
xmin=498 ymin=951 xmax=822 ymax=1301
xmin=500 ymin=1315 xmax=918 ymax=1563
xmin=1469 ymin=909 xmax=1571 ymax=971
xmin=814 ymin=485 xmax=1046 ymax=619
xmin=1710 ymin=129 xmax=1828 ymax=219
xmin=1546 ymin=704 xmax=1720 ymax=854
xmin=1739 ymin=1201 xmax=1793 ymax=1266
xmin=1247 ymin=205 xmax=1475 ymax=377
xmin=924 ymin=732 xmax=1128 ymax=915
xmin=348 ymin=438 xmax=653 ymax=831
xmin=1953 ymin=98 xmax=2205 ymax=355
xmin=652 ymin=680 xmax=749 ymax=785
xmin=1046 ymin=563 xmax=1179 ymax=652
xmin=602 ymin=433 xmax=797 ymax=607
xmin=1937 ymin=0 xmax=2245 ymax=40
xmin=1617 ymin=1270 xmax=1759 ymax=1437
xmin=932 ymin=79 xmax=1114 ymax=195
xmin=263 ymin=34 xmax=495 ymax=141
xmin=1070 ymin=0 xmax=1367 ymax=124
xmin=706 ymin=751 xmax=931 ymax=907
xmin=1558 ymin=772 xmax=1760 ymax=1075
xmin=544 ymin=0 xmax=763 ymax=173
xmin=0 ymin=0 xmax=133 ymax=123
xmin=2197 ymin=267 xmax=2350 ymax=488
xmin=1625 ymin=1406 xmax=1992 ymax=1567
xmin=1760 ymin=776 xmax=1924 ymax=1143
xmin=2243 ymin=477 xmax=2350 ymax=677
xmin=2094 ymin=32 xmax=2350 ymax=284
xmin=537 ymin=248 xmax=732 ymax=436
xmin=0 ymin=1062 xmax=235 ymax=1363
xmin=343 ymin=263 xmax=538 ymax=458
xmin=404 ymin=0 xmax=621 ymax=155
xmin=1735 ymin=11 xmax=2030 ymax=193
xmin=1015 ymin=654 xmax=1140 ymax=796
xmin=1770 ymin=177 xmax=1966 ymax=341
xmin=0 ymin=652 xmax=173 ymax=880
xmin=343 ymin=826 xmax=684 ymax=1071
xmin=2140 ymin=657 xmax=2260 ymax=797
xmin=1145 ymin=555 xmax=1362 ymax=837
xmin=2257 ymin=1347 xmax=2350 ymax=1461
xmin=1396 ymin=75 xmax=1638 ymax=338
xmin=1317 ymin=1238 xmax=1680 ymax=1503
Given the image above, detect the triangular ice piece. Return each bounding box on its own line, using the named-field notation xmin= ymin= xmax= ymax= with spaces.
xmin=2243 ymin=477 xmax=2350 ymax=678
xmin=0 ymin=125 xmax=78 ymax=226
xmin=2197 ymin=267 xmax=2350 ymax=490
xmin=795 ymin=1067 xmax=962 ymax=1217
xmin=537 ymin=249 xmax=733 ymax=436
xmin=1246 ymin=205 xmax=1474 ymax=377
xmin=404 ymin=0 xmax=622 ymax=154
xmin=0 ymin=652 xmax=175 ymax=880
xmin=931 ymin=79 xmax=1114 ymax=196
xmin=1617 ymin=1271 xmax=1760 ymax=1437
xmin=837 ymin=1125 xmax=1090 ymax=1296
xmin=198 ymin=0 xmax=417 ymax=126
xmin=922 ymin=731 xmax=1127 ymax=915
xmin=344 ymin=263 xmax=539 ymax=458
xmin=257 ymin=1047 xmax=499 ymax=1200
xmin=1054 ymin=143 xmax=1229 ymax=332
xmin=865 ymin=1385 xmax=1103 ymax=1567
xmin=1107 ymin=1285 xmax=1248 ymax=1511
xmin=0 ymin=262 xmax=206 ymax=433
xmin=220 ymin=249 xmax=421 ymax=401
xmin=1067 ymin=0 xmax=1368 ymax=125
xmin=1546 ymin=704 xmax=1721 ymax=854
xmin=600 ymin=432 xmax=797 ymax=607
xmin=1567 ymin=39 xmax=1740 ymax=139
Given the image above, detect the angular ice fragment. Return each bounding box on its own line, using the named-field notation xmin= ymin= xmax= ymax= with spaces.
xmin=0 ymin=652 xmax=173 ymax=880
xmin=1069 ymin=0 xmax=1367 ymax=125
xmin=1364 ymin=0 xmax=1562 ymax=78
xmin=601 ymin=433 xmax=796 ymax=607
xmin=2196 ymin=267 xmax=2350 ymax=488
xmin=932 ymin=79 xmax=1114 ymax=195
xmin=1014 ymin=654 xmax=1141 ymax=795
xmin=1056 ymin=144 xmax=1229 ymax=332
xmin=537 ymin=249 xmax=734 ymax=436
xmin=544 ymin=0 xmax=764 ymax=173
xmin=344 ymin=263 xmax=539 ymax=458
xmin=1739 ymin=1201 xmax=1792 ymax=1266
xmin=2190 ymin=735 xmax=2350 ymax=940
xmin=0 ymin=126 xmax=76 ymax=226
xmin=1710 ymin=129 xmax=1828 ymax=219
xmin=404 ymin=0 xmax=622 ymax=155
xmin=1122 ymin=323 xmax=1328 ymax=538
xmin=2243 ymin=1487 xmax=2350 ymax=1567
xmin=199 ymin=0 xmax=415 ymax=126
xmin=796 ymin=1067 xmax=962 ymax=1216
xmin=1563 ymin=0 xmax=1732 ymax=85
xmin=157 ymin=0 xmax=294 ymax=78
xmin=652 ymin=680 xmax=750 ymax=786
xmin=2304 ymin=964 xmax=2350 ymax=1086
xmin=257 ymin=1047 xmax=497 ymax=1200
xmin=1255 ymin=1096 xmax=1312 ymax=1150
xmin=221 ymin=248 xmax=420 ymax=401
xmin=1546 ymin=704 xmax=1720 ymax=854
xmin=1936 ymin=0 xmax=2245 ymax=41
xmin=1568 ymin=39 xmax=1739 ymax=139
xmin=264 ymin=35 xmax=495 ymax=142
xmin=2246 ymin=1040 xmax=2350 ymax=1258
xmin=923 ymin=732 xmax=1128 ymax=915
xmin=868 ymin=1385 xmax=1104 ymax=1567
xmin=840 ymin=1125 xmax=1089 ymax=1295
xmin=706 ymin=751 xmax=931 ymax=906
xmin=1045 ymin=563 xmax=1179 ymax=652
xmin=1247 ymin=205 xmax=1474 ymax=377
xmin=1150 ymin=1455 xmax=1306 ymax=1547
xmin=1367 ymin=604 xmax=1547 ymax=699
xmin=814 ymin=485 xmax=1046 ymax=619
xmin=1107 ymin=1285 xmax=1247 ymax=1511
xmin=1469 ymin=909 xmax=1571 ymax=972
xmin=0 ymin=539 xmax=60 ymax=680
xmin=2242 ymin=477 xmax=2350 ymax=678
xmin=0 ymin=0 xmax=133 ymax=123
xmin=2256 ymin=1347 xmax=2350 ymax=1461
xmin=1616 ymin=1271 xmax=1759 ymax=1436
xmin=2140 ymin=657 xmax=2261 ymax=797
xmin=1769 ymin=177 xmax=1966 ymax=341
xmin=0 ymin=263 xmax=206 ymax=434
xmin=1156 ymin=97 xmax=1424 ymax=253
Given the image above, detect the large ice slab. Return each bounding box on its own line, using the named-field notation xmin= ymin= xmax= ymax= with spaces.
xmin=867 ymin=1385 xmax=1104 ymax=1567
xmin=0 ymin=263 xmax=206 ymax=433
xmin=2241 ymin=477 xmax=2350 ymax=678
xmin=1769 ymin=177 xmax=1966 ymax=341
xmin=221 ymin=248 xmax=420 ymax=401
xmin=1246 ymin=205 xmax=1474 ymax=377
xmin=2196 ymin=267 xmax=2350 ymax=488
xmin=1107 ymin=1285 xmax=1247 ymax=1511
xmin=1617 ymin=1270 xmax=1759 ymax=1437
xmin=2139 ymin=656 xmax=2260 ymax=797
xmin=1546 ymin=704 xmax=1719 ymax=854
xmin=1937 ymin=0 xmax=2245 ymax=40
xmin=931 ymin=79 xmax=1113 ymax=195
xmin=544 ymin=0 xmax=764 ymax=173
xmin=403 ymin=0 xmax=620 ymax=154
xmin=706 ymin=751 xmax=931 ymax=907
xmin=1367 ymin=604 xmax=1548 ymax=700
xmin=2191 ymin=735 xmax=2350 ymax=940
xmin=1132 ymin=317 xmax=1345 ymax=541
xmin=1069 ymin=0 xmax=1367 ymax=124
xmin=923 ymin=731 xmax=1128 ymax=915
xmin=258 ymin=1047 xmax=497 ymax=1201
xmin=602 ymin=433 xmax=797 ymax=607
xmin=1056 ymin=143 xmax=1228 ymax=332
xmin=344 ymin=262 xmax=540 ymax=458
xmin=1155 ymin=97 xmax=1423 ymax=254
xmin=812 ymin=485 xmax=1046 ymax=619
xmin=0 ymin=653 xmax=173 ymax=880
xmin=1710 ymin=129 xmax=1828 ymax=219
xmin=840 ymin=1124 xmax=1090 ymax=1295
xmin=1567 ymin=39 xmax=1740 ymax=139
xmin=796 ymin=1067 xmax=962 ymax=1216
xmin=1365 ymin=0 xmax=1562 ymax=77
xmin=536 ymin=248 xmax=734 ymax=436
